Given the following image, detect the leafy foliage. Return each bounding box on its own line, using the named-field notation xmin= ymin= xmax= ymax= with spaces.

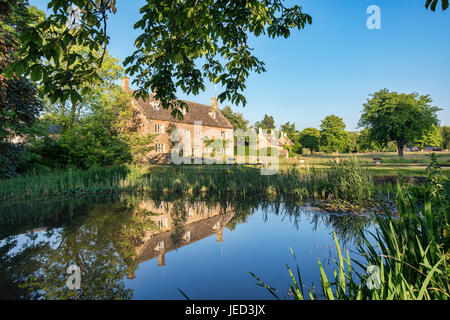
xmin=359 ymin=89 xmax=441 ymax=157
xmin=298 ymin=127 xmax=320 ymax=154
xmin=220 ymin=106 xmax=249 ymax=131
xmin=24 ymin=49 xmax=156 ymax=170
xmin=440 ymin=126 xmax=450 ymax=150
xmin=0 ymin=1 xmax=45 ymax=177
xmin=415 ymin=125 xmax=442 ymax=150
xmin=5 ymin=0 xmax=311 ymax=118
xmin=319 ymin=115 xmax=349 ymax=154
xmin=425 ymin=0 xmax=449 ymax=11
xmin=255 ymin=114 xmax=276 ymax=131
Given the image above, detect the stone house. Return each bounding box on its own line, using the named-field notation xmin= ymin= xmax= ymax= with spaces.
xmin=122 ymin=77 xmax=234 ymax=163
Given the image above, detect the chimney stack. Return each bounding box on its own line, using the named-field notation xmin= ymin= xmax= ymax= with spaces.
xmin=158 ymin=252 xmax=166 ymax=267
xmin=211 ymin=97 xmax=218 ymax=109
xmin=122 ymin=77 xmax=130 ymax=91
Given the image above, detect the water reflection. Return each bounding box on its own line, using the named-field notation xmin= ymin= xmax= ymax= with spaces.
xmin=0 ymin=195 xmax=374 ymax=300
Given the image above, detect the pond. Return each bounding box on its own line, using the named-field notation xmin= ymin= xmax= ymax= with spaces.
xmin=0 ymin=194 xmax=376 ymax=300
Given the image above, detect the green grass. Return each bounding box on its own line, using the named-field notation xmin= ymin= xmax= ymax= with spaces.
xmin=298 ymin=151 xmax=450 ymax=166
xmin=276 ymin=151 xmax=450 ymax=177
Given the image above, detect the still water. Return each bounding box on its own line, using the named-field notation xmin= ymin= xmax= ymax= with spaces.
xmin=0 ymin=194 xmax=375 ymax=300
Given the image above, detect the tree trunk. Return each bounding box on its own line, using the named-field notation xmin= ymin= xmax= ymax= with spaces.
xmin=398 ymin=143 xmax=405 ymax=157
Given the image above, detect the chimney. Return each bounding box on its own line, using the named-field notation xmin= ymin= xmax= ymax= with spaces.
xmin=122 ymin=77 xmax=130 ymax=91
xmin=158 ymin=252 xmax=166 ymax=267
xmin=211 ymin=97 xmax=218 ymax=109
xmin=216 ymin=229 xmax=223 ymax=243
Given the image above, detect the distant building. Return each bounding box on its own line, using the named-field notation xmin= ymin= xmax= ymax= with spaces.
xmin=257 ymin=128 xmax=293 ymax=158
xmin=122 ymin=77 xmax=234 ymax=163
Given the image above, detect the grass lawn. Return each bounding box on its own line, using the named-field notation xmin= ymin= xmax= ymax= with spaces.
xmin=298 ymin=151 xmax=450 ymax=165
xmin=278 ymin=151 xmax=450 ymax=177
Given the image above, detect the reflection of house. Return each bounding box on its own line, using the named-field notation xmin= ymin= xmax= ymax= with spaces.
xmin=122 ymin=78 xmax=234 ymax=163
xmin=128 ymin=201 xmax=234 ymax=278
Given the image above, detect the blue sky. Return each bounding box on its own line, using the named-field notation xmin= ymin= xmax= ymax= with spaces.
xmin=30 ymin=0 xmax=450 ymax=131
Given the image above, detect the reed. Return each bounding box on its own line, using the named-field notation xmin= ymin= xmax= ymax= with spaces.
xmin=251 ymin=185 xmax=450 ymax=300
xmin=0 ymin=159 xmax=379 ymax=203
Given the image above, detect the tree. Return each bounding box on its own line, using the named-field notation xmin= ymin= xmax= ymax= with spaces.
xmin=414 ymin=125 xmax=442 ymax=150
xmin=299 ymin=127 xmax=320 ymax=154
xmin=28 ymin=50 xmax=156 ymax=169
xmin=357 ymin=128 xmax=380 ymax=152
xmin=359 ymin=89 xmax=441 ymax=157
xmin=255 ymin=114 xmax=275 ymax=131
xmin=280 ymin=122 xmax=296 ymax=135
xmin=0 ymin=1 xmax=44 ymax=178
xmin=425 ymin=0 xmax=449 ymax=11
xmin=220 ymin=106 xmax=249 ymax=131
xmin=441 ymin=126 xmax=450 ymax=150
xmin=5 ymin=0 xmax=312 ymax=118
xmin=346 ymin=131 xmax=359 ymax=153
xmin=319 ymin=115 xmax=349 ymax=154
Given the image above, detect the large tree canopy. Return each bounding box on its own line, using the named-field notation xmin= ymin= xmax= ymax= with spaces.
xmin=359 ymin=89 xmax=441 ymax=157
xmin=4 ymin=0 xmax=312 ymax=119
xmin=255 ymin=114 xmax=275 ymax=131
xmin=220 ymin=106 xmax=249 ymax=131
xmin=0 ymin=0 xmax=44 ymax=178
xmin=298 ymin=127 xmax=320 ymax=154
xmin=319 ymin=115 xmax=349 ymax=154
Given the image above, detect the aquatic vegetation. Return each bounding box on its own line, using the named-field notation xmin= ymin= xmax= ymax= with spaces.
xmin=0 ymin=159 xmax=380 ymax=205
xmin=251 ymin=166 xmax=450 ymax=300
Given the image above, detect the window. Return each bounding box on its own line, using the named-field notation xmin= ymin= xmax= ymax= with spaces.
xmin=221 ymin=131 xmax=226 ymax=139
xmin=157 ymin=218 xmax=168 ymax=229
xmin=153 ymin=102 xmax=160 ymax=111
xmin=155 ymin=241 xmax=164 ymax=251
xmin=155 ymin=123 xmax=164 ymax=133
xmin=156 ymin=144 xmax=165 ymax=153
xmin=183 ymin=231 xmax=191 ymax=242
xmin=208 ymin=112 xmax=216 ymax=120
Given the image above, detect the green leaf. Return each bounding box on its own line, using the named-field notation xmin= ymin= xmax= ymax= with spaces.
xmin=30 ymin=65 xmax=43 ymax=81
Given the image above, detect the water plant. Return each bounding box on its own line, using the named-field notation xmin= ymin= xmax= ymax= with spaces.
xmin=0 ymin=159 xmax=378 ymax=205
xmin=250 ymin=159 xmax=450 ymax=300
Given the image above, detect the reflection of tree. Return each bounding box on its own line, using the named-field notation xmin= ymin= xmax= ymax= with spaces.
xmin=0 ymin=196 xmax=158 ymax=300
xmin=224 ymin=196 xmax=373 ymax=245
xmin=0 ymin=194 xmax=374 ymax=300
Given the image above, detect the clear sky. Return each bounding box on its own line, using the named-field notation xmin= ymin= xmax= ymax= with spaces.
xmin=30 ymin=0 xmax=450 ymax=131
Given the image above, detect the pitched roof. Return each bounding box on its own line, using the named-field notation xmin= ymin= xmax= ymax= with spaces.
xmin=133 ymin=94 xmax=233 ymax=129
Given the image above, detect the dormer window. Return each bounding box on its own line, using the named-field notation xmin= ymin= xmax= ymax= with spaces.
xmin=153 ymin=102 xmax=160 ymax=111
xmin=208 ymin=112 xmax=216 ymax=120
